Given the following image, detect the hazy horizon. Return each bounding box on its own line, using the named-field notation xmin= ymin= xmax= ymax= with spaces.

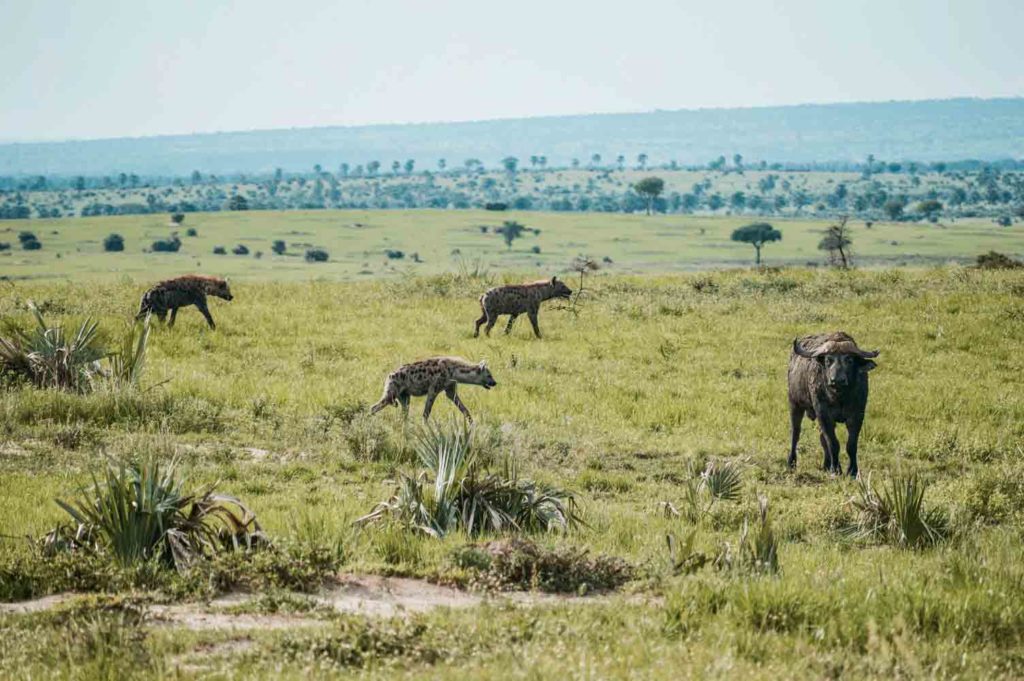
xmin=2 ymin=0 xmax=1022 ymax=144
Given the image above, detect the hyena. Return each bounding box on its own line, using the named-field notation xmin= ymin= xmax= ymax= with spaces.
xmin=474 ymin=276 xmax=572 ymax=339
xmin=370 ymin=357 xmax=497 ymax=421
xmin=136 ymin=275 xmax=233 ymax=329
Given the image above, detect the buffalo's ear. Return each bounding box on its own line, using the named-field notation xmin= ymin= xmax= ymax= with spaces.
xmin=860 ymin=359 xmax=877 ymax=372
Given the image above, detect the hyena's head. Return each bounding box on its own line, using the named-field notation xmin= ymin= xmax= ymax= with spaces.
xmin=549 ymin=276 xmax=572 ymax=300
xmin=459 ymin=360 xmax=497 ymax=390
xmin=207 ymin=277 xmax=234 ymax=301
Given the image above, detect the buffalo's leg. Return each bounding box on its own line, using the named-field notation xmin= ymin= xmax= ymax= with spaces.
xmin=788 ymin=406 xmax=803 ymax=469
xmin=819 ymin=421 xmax=842 ymax=474
xmin=846 ymin=418 xmax=863 ymax=478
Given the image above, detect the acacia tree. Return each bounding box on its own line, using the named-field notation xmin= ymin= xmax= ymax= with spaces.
xmin=634 ymin=176 xmax=666 ymax=215
xmin=731 ymin=222 xmax=782 ymax=266
xmin=818 ymin=216 xmax=852 ymax=268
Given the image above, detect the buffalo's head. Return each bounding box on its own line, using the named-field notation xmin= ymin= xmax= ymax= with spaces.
xmin=793 ymin=333 xmax=879 ymax=390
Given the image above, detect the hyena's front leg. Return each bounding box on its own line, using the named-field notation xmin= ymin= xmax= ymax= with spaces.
xmin=422 ymin=388 xmax=440 ymax=420
xmin=168 ymin=308 xmax=179 ymax=327
xmin=484 ymin=314 xmax=498 ymax=337
xmin=474 ymin=313 xmax=488 ymax=338
xmin=444 ymin=386 xmax=472 ymax=422
xmin=195 ymin=298 xmax=216 ymax=330
xmin=399 ymin=393 xmax=410 ymax=419
xmin=504 ymin=314 xmax=519 ymax=335
xmin=527 ymin=308 xmax=542 ymax=338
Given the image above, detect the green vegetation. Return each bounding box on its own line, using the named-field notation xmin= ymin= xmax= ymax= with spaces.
xmin=0 ymin=265 xmax=1023 ymax=678
xmin=731 ymin=222 xmax=783 ymax=265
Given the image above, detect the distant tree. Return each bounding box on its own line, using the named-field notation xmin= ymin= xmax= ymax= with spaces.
xmin=731 ymin=222 xmax=782 ymax=265
xmin=637 ymin=153 xmax=648 ymax=170
xmin=232 ymin=244 xmax=250 ymax=256
xmin=708 ymin=156 xmax=726 ymax=172
xmin=338 ymin=163 xmax=350 ymax=178
xmin=213 ymin=246 xmax=227 ymax=255
xmin=19 ymin=231 xmax=41 ymax=250
xmin=590 ymin=153 xmax=602 ymax=168
xmin=391 ymin=161 xmax=401 ymax=176
xmin=708 ymin=194 xmax=725 ymax=211
xmin=228 ymin=195 xmax=249 ymax=211
xmin=437 ymin=158 xmax=447 ymax=172
xmin=152 ymin=236 xmax=182 ymax=252
xmin=571 ymin=158 xmax=580 ymax=169
xmin=529 ymin=155 xmax=539 ymax=168
xmin=616 ymin=155 xmax=625 ymax=171
xmin=404 ymin=159 xmax=415 ymax=175
xmin=274 ymin=167 xmax=284 ymax=182
xmin=818 ymin=216 xmax=852 ymax=268
xmin=916 ymin=199 xmax=943 ymax=220
xmin=932 ymin=161 xmax=947 ymax=174
xmin=887 ymin=163 xmax=902 ymax=173
xmin=501 ymin=156 xmax=519 ymax=174
xmin=103 ymin=234 xmax=125 ymax=252
xmin=313 ymin=164 xmax=323 ymax=176
xmin=170 ymin=212 xmax=185 ymax=225
xmin=367 ymin=160 xmax=381 ymax=177
xmin=118 ymin=173 xmax=128 ymax=187
xmin=190 ymin=170 xmax=202 ymax=185
xmin=883 ymin=198 xmax=906 ymax=220
xmin=271 ymin=240 xmax=287 ymax=255
xmin=634 ymin=177 xmax=666 ymax=215
xmin=464 ymin=158 xmax=483 ymax=173
xmin=305 ymin=247 xmax=329 ymax=262
xmin=733 ymin=153 xmax=744 ymax=172
xmin=497 ymin=220 xmax=526 ymax=249
xmin=73 ymin=176 xmax=86 ymax=191
xmin=730 ymin=191 xmax=747 ymax=210
xmin=538 ymin=156 xmax=547 ymax=169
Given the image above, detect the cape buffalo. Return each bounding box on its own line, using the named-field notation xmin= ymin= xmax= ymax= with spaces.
xmin=788 ymin=332 xmax=879 ymax=477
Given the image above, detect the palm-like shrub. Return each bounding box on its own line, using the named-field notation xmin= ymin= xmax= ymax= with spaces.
xmin=357 ymin=423 xmax=581 ymax=538
xmin=678 ymin=458 xmax=744 ymax=522
xmin=0 ymin=302 xmax=105 ymax=391
xmin=0 ymin=304 xmax=151 ymax=392
xmin=55 ymin=457 xmax=265 ymax=571
xmin=844 ymin=474 xmax=949 ymax=548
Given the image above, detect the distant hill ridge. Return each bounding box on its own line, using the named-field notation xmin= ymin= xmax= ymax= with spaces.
xmin=2 ymin=97 xmax=1022 ymax=176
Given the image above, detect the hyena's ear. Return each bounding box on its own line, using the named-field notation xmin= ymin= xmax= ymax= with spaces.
xmin=551 ymin=276 xmax=558 ymax=284
xmin=478 ymin=360 xmax=488 ymax=369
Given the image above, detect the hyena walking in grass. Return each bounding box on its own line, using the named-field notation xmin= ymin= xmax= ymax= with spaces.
xmin=474 ymin=276 xmax=572 ymax=338
xmin=370 ymin=357 xmax=497 ymax=421
xmin=136 ymin=275 xmax=233 ymax=329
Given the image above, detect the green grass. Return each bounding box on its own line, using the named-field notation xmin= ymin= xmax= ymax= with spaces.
xmin=2 ymin=208 xmax=1023 ymax=282
xmin=1 ymin=265 xmax=1024 ymax=678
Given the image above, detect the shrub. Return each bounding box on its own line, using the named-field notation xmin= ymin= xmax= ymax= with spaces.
xmin=357 ymin=423 xmax=582 ymax=538
xmin=531 ymin=245 xmax=541 ymax=254
xmin=103 ymin=234 xmax=125 ymax=252
xmin=22 ymin=236 xmax=42 ymax=250
xmin=271 ymin=240 xmax=287 ymax=255
xmin=0 ymin=303 xmax=105 ymax=391
xmin=170 ymin=212 xmax=185 ymax=224
xmin=384 ymin=249 xmax=404 ymax=260
xmin=451 ymin=538 xmax=632 ymax=593
xmin=17 ymin=230 xmax=37 ymax=244
xmin=151 ymin=236 xmax=181 ymax=252
xmin=484 ymin=202 xmax=507 ymax=211
xmin=976 ymin=251 xmax=1023 ymax=270
xmin=842 ymin=474 xmax=950 ymax=548
xmin=185 ymin=227 xmax=198 ymax=237
xmin=213 ymin=246 xmax=227 ymax=255
xmin=0 ymin=242 xmax=11 ymax=251
xmin=54 ymin=457 xmax=266 ymax=571
xmin=232 ymin=244 xmax=250 ymax=256
xmin=305 ymin=248 xmax=329 ymax=263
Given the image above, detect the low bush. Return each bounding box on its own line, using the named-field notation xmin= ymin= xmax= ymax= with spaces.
xmin=151 ymin=236 xmax=181 ymax=252
xmin=976 ymin=251 xmax=1023 ymax=269
xmin=385 ymin=249 xmax=404 ymax=260
xmin=305 ymin=248 xmax=329 ymax=262
xmin=841 ymin=474 xmax=950 ymax=548
xmin=451 ymin=538 xmax=632 ymax=593
xmin=213 ymin=246 xmax=227 ymax=255
xmin=271 ymin=240 xmax=287 ymax=255
xmin=102 ymin=234 xmax=124 ymax=252
xmin=232 ymin=244 xmax=250 ymax=255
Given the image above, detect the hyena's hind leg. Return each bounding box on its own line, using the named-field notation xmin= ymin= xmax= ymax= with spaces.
xmin=474 ymin=312 xmax=488 ymax=338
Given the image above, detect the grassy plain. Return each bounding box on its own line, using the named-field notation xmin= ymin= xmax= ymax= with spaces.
xmin=3 ymin=208 xmax=1024 ymax=282
xmin=1 ymin=258 xmax=1024 ymax=678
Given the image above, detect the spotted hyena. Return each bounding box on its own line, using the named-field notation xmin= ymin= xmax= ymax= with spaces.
xmin=474 ymin=276 xmax=572 ymax=338
xmin=136 ymin=275 xmax=233 ymax=329
xmin=369 ymin=357 xmax=497 ymax=421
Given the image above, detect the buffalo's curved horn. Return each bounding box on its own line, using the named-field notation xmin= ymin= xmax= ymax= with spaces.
xmin=792 ymin=338 xmax=817 ymax=358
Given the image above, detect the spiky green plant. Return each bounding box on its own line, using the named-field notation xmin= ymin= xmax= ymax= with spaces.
xmin=0 ymin=302 xmax=105 ymax=391
xmin=357 ymin=422 xmax=582 ymax=538
xmin=739 ymin=494 xmax=780 ymax=574
xmin=702 ymin=459 xmax=744 ymax=501
xmin=55 ymin=457 xmax=265 ymax=571
xmin=106 ymin=315 xmax=151 ymax=390
xmin=845 ymin=474 xmax=950 ymax=549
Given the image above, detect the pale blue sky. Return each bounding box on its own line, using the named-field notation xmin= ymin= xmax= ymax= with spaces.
xmin=1 ymin=0 xmax=1021 ymax=141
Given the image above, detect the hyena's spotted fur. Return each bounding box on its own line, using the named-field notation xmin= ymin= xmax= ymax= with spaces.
xmin=474 ymin=276 xmax=572 ymax=338
xmin=370 ymin=357 xmax=497 ymax=421
xmin=136 ymin=275 xmax=234 ymax=329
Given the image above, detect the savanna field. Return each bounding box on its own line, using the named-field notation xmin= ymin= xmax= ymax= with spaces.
xmin=1 ymin=211 xmax=1024 ymax=679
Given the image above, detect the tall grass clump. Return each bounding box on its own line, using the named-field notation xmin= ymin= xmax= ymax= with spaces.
xmin=676 ymin=458 xmax=744 ymax=523
xmin=357 ymin=422 xmax=582 ymax=538
xmin=843 ymin=474 xmax=950 ymax=548
xmin=52 ymin=457 xmax=265 ymax=571
xmin=738 ymin=495 xmax=779 ymax=574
